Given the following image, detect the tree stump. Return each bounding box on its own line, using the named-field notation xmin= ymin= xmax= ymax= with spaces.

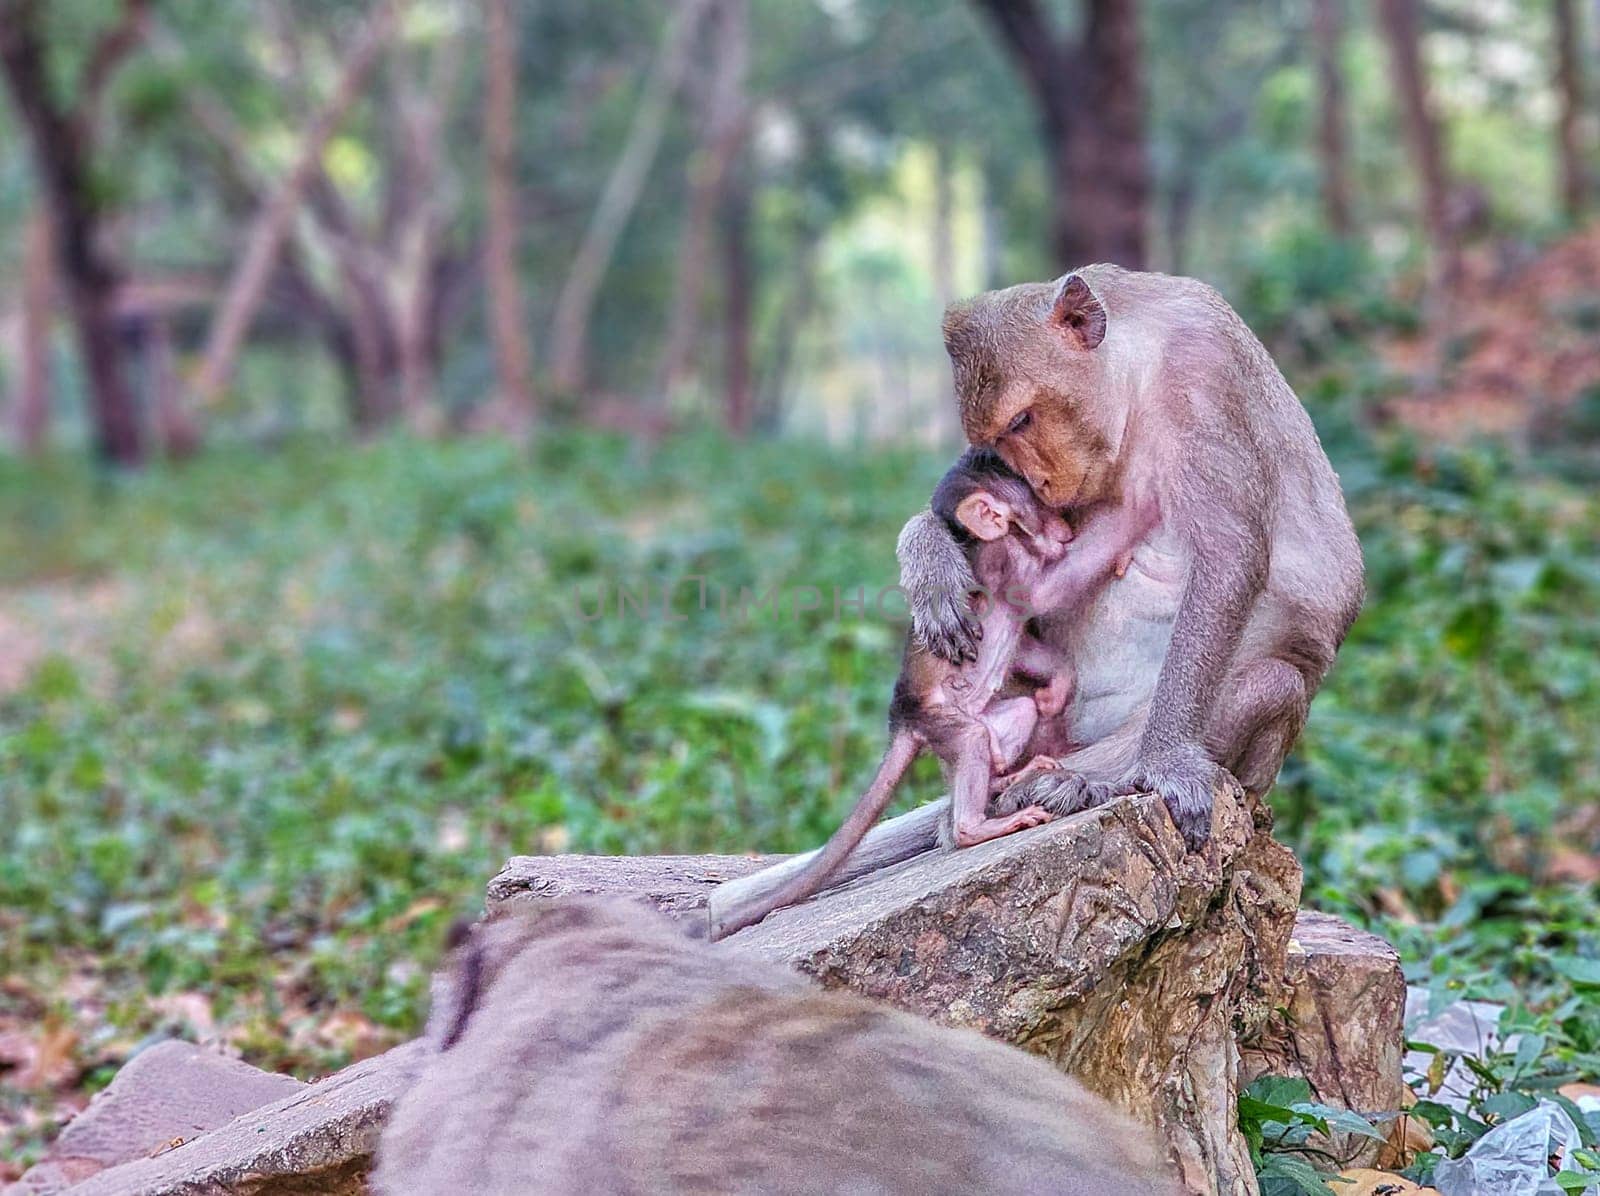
xmin=495 ymin=788 xmax=1301 ymax=1195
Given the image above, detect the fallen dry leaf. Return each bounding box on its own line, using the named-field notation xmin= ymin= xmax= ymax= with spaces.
xmin=149 ymin=992 xmax=218 ymax=1043
xmin=1374 ymin=888 xmax=1419 ymax=924
xmin=1377 ymin=1108 xmax=1434 ymax=1170
xmin=13 ymin=1020 xmax=79 ymax=1090
xmin=536 ymin=824 xmax=570 ymax=853
xmin=313 ymin=1010 xmax=395 ymax=1061
xmin=1558 ymin=1081 xmax=1600 ymax=1101
xmin=383 ymin=897 xmax=446 ymax=933
xmin=1543 ymin=848 xmax=1600 ymax=886
xmin=1337 ymin=1167 xmax=1440 ymax=1196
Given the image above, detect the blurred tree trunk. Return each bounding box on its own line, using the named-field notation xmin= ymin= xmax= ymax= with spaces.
xmin=721 ymin=164 xmax=753 ymax=437
xmin=1554 ymin=0 xmax=1587 ymax=220
xmin=388 ymin=29 xmax=463 ymax=427
xmin=1164 ymin=176 xmax=1197 ymax=276
xmin=930 ymin=142 xmax=963 ymax=441
xmin=0 ymin=0 xmax=150 ymax=466
xmin=343 ymin=270 xmax=405 ymax=431
xmin=550 ymin=0 xmax=715 ymax=394
xmin=1071 ymin=0 xmax=1146 ymax=269
xmin=147 ymin=316 xmax=199 ymax=459
xmin=191 ymin=1 xmax=398 ymax=411
xmin=971 ymin=0 xmax=1147 ymax=270
xmin=656 ymin=0 xmax=749 ymax=401
xmin=13 ymin=204 xmax=53 ymax=454
xmin=977 ymin=155 xmax=1005 ymax=289
xmin=932 ymin=143 xmax=957 ymax=310
xmin=1313 ymin=0 xmax=1353 ymax=236
xmin=1374 ymin=0 xmax=1460 ymax=291
xmin=483 ymin=0 xmax=537 ymax=430
xmin=754 ymin=228 xmax=821 ymax=435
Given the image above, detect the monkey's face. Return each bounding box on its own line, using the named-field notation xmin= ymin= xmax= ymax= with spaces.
xmin=987 ymin=388 xmax=1112 ymax=512
xmin=944 ymin=274 xmax=1115 ymax=512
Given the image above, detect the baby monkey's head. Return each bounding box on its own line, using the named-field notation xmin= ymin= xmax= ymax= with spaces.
xmin=932 ymin=447 xmax=1072 ymax=561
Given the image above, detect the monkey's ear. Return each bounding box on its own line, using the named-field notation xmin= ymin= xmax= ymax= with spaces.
xmin=1050 ymin=274 xmax=1107 ymax=351
xmin=954 ymin=491 xmax=1012 ymax=541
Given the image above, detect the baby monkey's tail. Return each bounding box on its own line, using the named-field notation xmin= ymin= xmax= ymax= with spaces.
xmin=708 ymin=731 xmax=933 ymax=940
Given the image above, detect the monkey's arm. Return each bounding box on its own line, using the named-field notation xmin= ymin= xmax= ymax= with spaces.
xmin=897 ymin=508 xmax=980 ymax=663
xmin=1123 ymin=451 xmax=1269 ymax=849
xmin=1027 ymin=499 xmax=1158 ymax=618
xmin=1011 ymin=632 xmax=1064 ymax=682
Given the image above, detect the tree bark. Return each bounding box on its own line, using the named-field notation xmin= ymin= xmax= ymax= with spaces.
xmin=754 ymin=228 xmax=821 ymax=435
xmin=549 ymin=0 xmax=715 ymax=394
xmin=977 ymin=154 xmax=1005 ymax=289
xmin=655 ymin=0 xmax=749 ymax=400
xmin=0 ymin=0 xmax=149 ymax=465
xmin=970 ymin=0 xmax=1147 ymax=270
xmin=147 ymin=316 xmax=200 ymax=458
xmin=1164 ymin=173 xmax=1197 ymax=276
xmin=720 ymin=164 xmax=753 ymax=437
xmin=930 ymin=142 xmax=962 ymax=442
xmin=932 ymin=142 xmax=957 ymax=310
xmin=1070 ymin=0 xmax=1147 ymax=269
xmin=388 ymin=25 xmax=462 ymax=427
xmin=14 ymin=204 xmax=53 ymax=454
xmin=1313 ymin=0 xmax=1353 ymax=236
xmin=1555 ymin=0 xmax=1587 ymax=220
xmin=1374 ymin=0 xmax=1460 ymax=291
xmin=190 ymin=0 xmax=399 ymax=410
xmin=484 ymin=0 xmax=537 ymax=428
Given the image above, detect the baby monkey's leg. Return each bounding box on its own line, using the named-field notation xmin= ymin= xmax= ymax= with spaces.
xmin=981 ymin=695 xmax=1039 ymax=773
xmin=948 ymin=725 xmax=1053 ymax=848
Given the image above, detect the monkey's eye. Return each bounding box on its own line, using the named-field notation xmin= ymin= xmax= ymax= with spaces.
xmin=1006 ymin=410 xmax=1032 ymax=436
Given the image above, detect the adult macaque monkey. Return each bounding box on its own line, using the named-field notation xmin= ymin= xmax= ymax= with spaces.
xmin=898 ymin=264 xmax=1365 ymax=849
xmin=374 ymin=899 xmax=1178 ymax=1196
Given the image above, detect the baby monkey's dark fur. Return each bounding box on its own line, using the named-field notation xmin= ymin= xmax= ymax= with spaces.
xmin=373 ymin=899 xmax=1178 ymax=1196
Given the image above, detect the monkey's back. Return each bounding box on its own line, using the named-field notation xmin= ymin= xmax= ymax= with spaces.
xmin=375 ymin=899 xmax=1177 ymax=1196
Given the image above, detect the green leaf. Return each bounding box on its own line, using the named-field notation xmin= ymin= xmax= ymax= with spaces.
xmin=1294 ymin=1103 xmax=1386 ymax=1142
xmin=1513 ymin=1033 xmax=1547 ymax=1075
xmin=1247 ymin=1075 xmax=1315 ymax=1110
xmin=1553 ymin=957 xmax=1600 ymax=987
xmin=1258 ymin=1153 xmax=1337 ymax=1196
xmin=1480 ymin=1090 xmax=1538 ymax=1122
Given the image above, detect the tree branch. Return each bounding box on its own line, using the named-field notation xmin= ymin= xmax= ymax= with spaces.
xmin=968 ymin=0 xmax=1077 ymax=112
xmin=78 ymin=0 xmax=151 ymax=120
xmin=190 ymin=0 xmax=402 ymax=408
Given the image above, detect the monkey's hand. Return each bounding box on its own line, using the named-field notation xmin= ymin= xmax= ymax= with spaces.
xmin=992 ymin=767 xmax=1117 ymax=819
xmin=1117 ymin=745 xmax=1240 ymax=852
xmin=897 ymin=508 xmax=981 ymax=663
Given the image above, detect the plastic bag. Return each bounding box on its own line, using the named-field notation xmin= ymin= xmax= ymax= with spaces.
xmin=1432 ymin=1101 xmax=1580 ymax=1196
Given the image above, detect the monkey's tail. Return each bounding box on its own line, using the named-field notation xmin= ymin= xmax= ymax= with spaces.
xmin=708 ymin=731 xmax=927 ymax=940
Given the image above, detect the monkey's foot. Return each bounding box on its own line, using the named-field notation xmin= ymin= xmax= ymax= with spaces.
xmin=952 ymin=806 xmax=1052 ymax=848
xmin=993 ymin=770 xmax=1118 ymax=818
xmin=989 ymin=756 xmax=1063 ymax=795
xmin=1118 ymin=747 xmax=1241 ymax=852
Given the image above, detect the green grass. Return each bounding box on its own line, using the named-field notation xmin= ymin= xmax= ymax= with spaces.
xmin=1 ymin=425 xmax=1599 ymax=1181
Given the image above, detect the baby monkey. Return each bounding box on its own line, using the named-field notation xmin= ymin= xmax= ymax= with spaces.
xmin=710 ymin=447 xmax=1154 ymax=940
